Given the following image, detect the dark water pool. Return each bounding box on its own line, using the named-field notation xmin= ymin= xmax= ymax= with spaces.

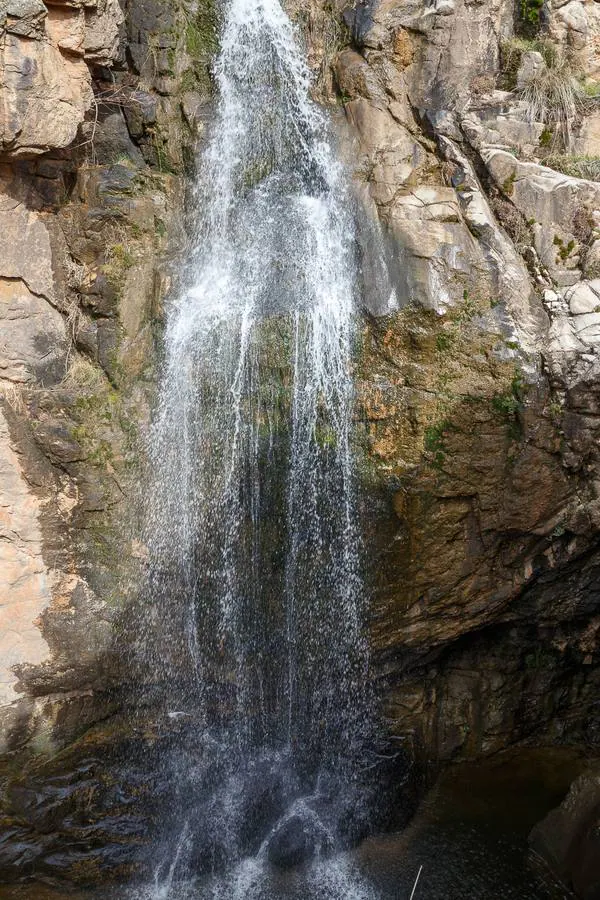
xmin=0 ymin=748 xmax=586 ymax=900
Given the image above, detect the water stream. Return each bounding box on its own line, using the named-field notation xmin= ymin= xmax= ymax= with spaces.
xmin=136 ymin=0 xmax=378 ymax=894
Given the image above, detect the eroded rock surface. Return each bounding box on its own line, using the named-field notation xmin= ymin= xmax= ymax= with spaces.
xmin=0 ymin=408 xmax=50 ymax=713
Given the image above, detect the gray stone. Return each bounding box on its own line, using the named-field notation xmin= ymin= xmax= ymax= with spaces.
xmin=2 ymin=0 xmax=46 ymax=36
xmin=565 ymin=280 xmax=600 ymax=315
xmin=516 ymin=51 xmax=546 ymax=89
xmin=0 ymin=279 xmax=68 ymax=385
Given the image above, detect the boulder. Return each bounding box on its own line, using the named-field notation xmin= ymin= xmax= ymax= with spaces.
xmin=565 ymin=280 xmax=600 ymax=315
xmin=530 ymin=766 xmax=600 ymax=899
xmin=516 ymin=50 xmax=546 ymax=89
xmin=264 ymin=807 xmax=332 ymax=869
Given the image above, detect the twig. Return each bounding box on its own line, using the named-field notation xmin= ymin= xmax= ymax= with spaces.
xmin=409 ymin=865 xmax=423 ymax=900
xmin=72 ymin=84 xmax=144 ymax=160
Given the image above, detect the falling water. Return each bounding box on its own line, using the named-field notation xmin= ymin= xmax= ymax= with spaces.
xmin=136 ymin=0 xmax=377 ymax=894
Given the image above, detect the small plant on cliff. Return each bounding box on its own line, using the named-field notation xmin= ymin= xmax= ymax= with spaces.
xmin=184 ymin=0 xmax=219 ymax=59
xmin=519 ymin=0 xmax=545 ymax=37
xmin=553 ymin=234 xmax=576 ymax=263
xmin=520 ymin=55 xmax=584 ymax=150
xmin=423 ymin=419 xmax=457 ymax=470
xmin=109 ymin=243 xmax=135 ymax=268
xmin=544 ymin=154 xmax=600 ymax=182
xmin=491 ymin=371 xmax=526 ymax=438
xmin=502 ymin=170 xmax=517 ymax=196
xmin=492 ymin=391 xmax=520 ymax=417
xmin=435 ymin=331 xmax=455 ymax=353
xmin=525 ymin=647 xmax=556 ymax=669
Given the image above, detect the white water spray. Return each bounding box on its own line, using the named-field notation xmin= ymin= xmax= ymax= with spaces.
xmin=138 ymin=0 xmax=376 ymax=894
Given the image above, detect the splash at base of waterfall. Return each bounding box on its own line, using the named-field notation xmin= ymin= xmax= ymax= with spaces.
xmin=134 ymin=850 xmax=376 ymax=900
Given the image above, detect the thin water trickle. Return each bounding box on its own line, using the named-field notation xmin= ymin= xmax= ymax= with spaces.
xmin=136 ymin=0 xmax=376 ymax=893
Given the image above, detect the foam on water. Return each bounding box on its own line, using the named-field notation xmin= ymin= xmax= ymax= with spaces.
xmin=132 ymin=846 xmax=377 ymax=900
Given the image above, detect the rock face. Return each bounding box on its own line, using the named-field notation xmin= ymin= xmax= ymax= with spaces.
xmin=530 ymin=765 xmax=600 ymax=899
xmin=0 ymin=0 xmax=214 ymax=882
xmin=0 ymin=0 xmax=599 ymax=891
xmin=321 ymin=0 xmax=600 ymax=782
xmin=0 ymin=408 xmax=51 ymax=712
xmin=0 ymin=0 xmax=123 ymax=155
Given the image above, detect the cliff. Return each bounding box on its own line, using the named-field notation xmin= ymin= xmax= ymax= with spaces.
xmin=0 ymin=0 xmax=598 ymax=892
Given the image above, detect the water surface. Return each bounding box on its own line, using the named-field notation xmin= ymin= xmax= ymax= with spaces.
xmin=0 ymin=749 xmax=581 ymax=900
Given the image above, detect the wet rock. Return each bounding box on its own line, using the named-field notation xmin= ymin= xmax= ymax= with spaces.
xmin=265 ymin=808 xmax=332 ymax=869
xmin=235 ymin=759 xmax=300 ymax=855
xmin=80 ymin=271 xmax=119 ymax=317
xmin=181 ymin=92 xmax=208 ymax=134
xmin=97 ymin=319 xmax=121 ymax=378
xmin=88 ymin=111 xmax=145 ymax=168
xmin=0 ymin=825 xmax=51 ymax=875
xmin=123 ymin=90 xmax=159 ymax=137
xmin=97 ymin=164 xmax=139 ymax=197
xmin=39 ymin=844 xmax=140 ymax=882
xmin=530 ymin=766 xmax=600 ymax=899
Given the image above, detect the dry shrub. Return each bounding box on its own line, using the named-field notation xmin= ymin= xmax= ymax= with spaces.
xmin=499 ymin=37 xmax=557 ymax=91
xmin=471 ymin=73 xmax=496 ymax=97
xmin=1 ymin=383 xmax=27 ymax=415
xmin=489 ymin=190 xmax=532 ymax=255
xmin=520 ymin=56 xmax=584 ymax=149
xmin=62 ymin=356 xmax=106 ymax=391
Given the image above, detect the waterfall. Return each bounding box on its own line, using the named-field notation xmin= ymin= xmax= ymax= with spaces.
xmin=137 ymin=0 xmax=377 ymax=893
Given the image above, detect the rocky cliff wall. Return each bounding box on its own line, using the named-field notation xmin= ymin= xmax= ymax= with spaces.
xmin=0 ymin=0 xmax=212 ymax=762
xmin=327 ymin=0 xmax=600 ymax=767
xmin=0 ymin=0 xmax=598 ymax=891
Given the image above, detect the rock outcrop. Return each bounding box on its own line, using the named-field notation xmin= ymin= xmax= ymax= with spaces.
xmin=530 ymin=764 xmax=600 ymax=898
xmin=0 ymin=0 xmax=122 ymax=156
